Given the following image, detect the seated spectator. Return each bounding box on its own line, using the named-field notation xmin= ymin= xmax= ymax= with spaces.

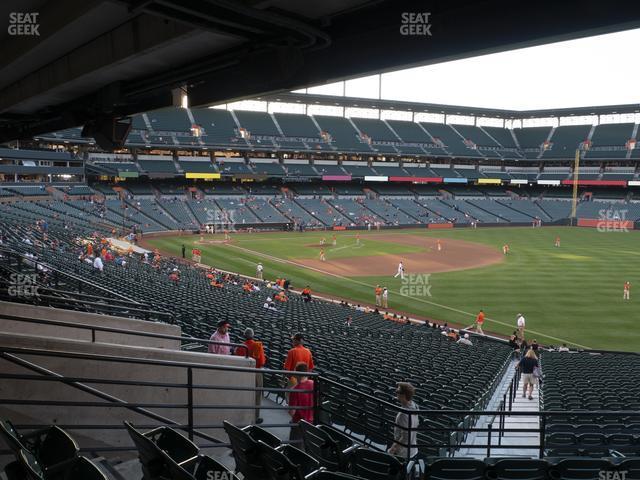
xmin=263 ymin=297 xmax=278 ymax=311
xmin=301 ymin=286 xmax=312 ymax=302
xmin=274 ymin=291 xmax=288 ymax=302
xmin=557 ymin=343 xmax=570 ymax=352
xmin=458 ymin=333 xmax=473 ymax=346
xmin=93 ymin=255 xmax=104 ymax=272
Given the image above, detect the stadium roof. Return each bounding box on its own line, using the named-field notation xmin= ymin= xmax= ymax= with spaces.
xmin=1 ymin=0 xmax=640 ymax=143
xmin=259 ymin=93 xmax=640 ymax=119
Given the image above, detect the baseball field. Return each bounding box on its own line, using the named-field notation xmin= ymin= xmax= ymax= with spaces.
xmin=144 ymin=226 xmax=640 ymax=352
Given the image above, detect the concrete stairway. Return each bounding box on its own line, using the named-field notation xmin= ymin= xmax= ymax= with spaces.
xmin=457 ymin=359 xmax=541 ymax=458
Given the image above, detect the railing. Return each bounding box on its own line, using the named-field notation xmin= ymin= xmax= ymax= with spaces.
xmin=0 ymin=247 xmax=175 ymax=323
xmin=0 ymin=345 xmax=317 ymax=455
xmin=315 ymin=376 xmax=639 ymax=465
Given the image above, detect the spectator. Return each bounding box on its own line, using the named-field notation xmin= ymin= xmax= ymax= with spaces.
xmin=530 ymin=339 xmax=539 ymax=351
xmin=288 ymin=362 xmax=315 ymax=445
xmin=208 ymin=320 xmax=231 ymax=355
xmin=284 ymin=333 xmax=314 ymax=399
xmin=181 ymin=244 xmax=185 ymax=258
xmin=458 ymin=333 xmax=473 ymax=346
xmin=558 ymin=343 xmax=570 ymax=352
xmin=516 ymin=313 xmax=526 ymax=339
xmin=517 ymin=349 xmax=539 ymax=400
xmin=345 ymin=316 xmax=352 ymax=327
xmin=301 ymin=285 xmax=312 ymax=303
xmin=388 ymin=382 xmax=418 ymax=459
xmin=256 ymin=262 xmax=263 ymax=280
xmin=234 ymin=328 xmax=266 ymax=424
xmin=382 ymin=287 xmax=388 ymax=308
xmin=93 ymin=255 xmax=104 ymax=272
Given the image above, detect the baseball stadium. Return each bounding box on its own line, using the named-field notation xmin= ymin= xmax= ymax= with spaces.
xmin=1 ymin=1 xmax=640 ymax=479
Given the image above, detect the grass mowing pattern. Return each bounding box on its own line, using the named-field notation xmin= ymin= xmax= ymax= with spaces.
xmin=145 ymin=227 xmax=640 ymax=351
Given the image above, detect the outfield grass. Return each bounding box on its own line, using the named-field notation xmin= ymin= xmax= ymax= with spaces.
xmin=145 ymin=227 xmax=640 ymax=352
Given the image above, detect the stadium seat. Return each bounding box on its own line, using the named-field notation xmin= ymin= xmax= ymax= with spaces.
xmin=349 ymin=448 xmax=404 ymax=480
xmin=223 ymin=420 xmax=270 ymax=479
xmin=0 ymin=421 xmax=79 ymax=473
xmin=547 ymin=458 xmax=614 ymax=480
xmin=299 ymin=421 xmax=358 ymax=472
xmin=485 ymin=459 xmax=548 ymax=480
xmin=124 ymin=421 xmax=199 ymax=480
xmin=426 ymin=458 xmax=486 ymax=480
xmin=257 ymin=440 xmax=321 ymax=480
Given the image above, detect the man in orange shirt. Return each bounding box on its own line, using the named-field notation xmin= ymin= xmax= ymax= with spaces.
xmin=234 ymin=328 xmax=266 ymax=424
xmin=284 ymin=333 xmax=314 ymax=398
xmin=301 ymin=286 xmax=312 ymax=303
xmin=475 ymin=309 xmax=485 ymax=335
xmin=374 ymin=285 xmax=383 ymax=306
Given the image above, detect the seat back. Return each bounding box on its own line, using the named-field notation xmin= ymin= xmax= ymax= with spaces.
xmin=428 ymin=459 xmax=486 ymax=480
xmin=223 ymin=421 xmax=268 ymax=480
xmin=155 ymin=427 xmax=199 ymax=463
xmin=278 ymin=444 xmax=321 ymax=477
xmin=244 ymin=425 xmax=282 ymax=449
xmin=299 ymin=420 xmax=341 ymax=471
xmin=65 ymin=457 xmax=109 ymax=480
xmin=193 ymin=455 xmax=241 ymax=480
xmin=18 ymin=449 xmax=45 ymax=480
xmin=0 ymin=420 xmax=25 ymax=457
xmin=38 ymin=425 xmax=80 ymax=468
xmin=124 ymin=421 xmax=167 ymax=479
xmin=257 ymin=441 xmax=305 ymax=480
xmin=489 ymin=459 xmax=547 ymax=480
xmin=350 ymin=448 xmax=403 ymax=480
xmin=548 ymin=459 xmax=613 ymax=480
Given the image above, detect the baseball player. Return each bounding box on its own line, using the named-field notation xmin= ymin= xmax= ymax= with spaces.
xmin=356 ymin=233 xmax=360 ymax=246
xmin=554 ymin=236 xmax=560 ymax=248
xmin=382 ymin=287 xmax=388 ymax=308
xmin=394 ymin=261 xmax=405 ymax=280
xmin=437 ymin=239 xmax=442 ymax=252
xmin=256 ymin=263 xmax=263 ymax=280
xmin=319 ymin=248 xmax=325 ymax=262
xmin=332 ymin=235 xmax=337 ymax=246
xmin=624 ymin=281 xmax=631 ymax=300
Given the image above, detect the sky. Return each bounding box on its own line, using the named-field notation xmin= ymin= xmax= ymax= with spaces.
xmin=296 ymin=28 xmax=640 ymax=111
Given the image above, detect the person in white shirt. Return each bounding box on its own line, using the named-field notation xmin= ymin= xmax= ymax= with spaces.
xmin=516 ymin=313 xmax=526 ymax=339
xmin=93 ymin=255 xmax=104 ymax=272
xmin=458 ymin=333 xmax=473 ymax=346
xmin=394 ymin=261 xmax=405 ymax=279
xmin=388 ymin=382 xmax=419 ymax=459
xmin=256 ymin=263 xmax=263 ymax=280
xmin=382 ymin=287 xmax=389 ymax=308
